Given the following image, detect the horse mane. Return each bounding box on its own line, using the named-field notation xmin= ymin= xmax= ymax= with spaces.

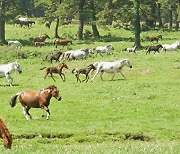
xmin=0 ymin=118 xmax=12 ymax=149
xmin=45 ymin=85 xmax=57 ymax=90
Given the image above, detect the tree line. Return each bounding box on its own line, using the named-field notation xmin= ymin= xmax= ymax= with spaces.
xmin=0 ymin=0 xmax=179 ymax=47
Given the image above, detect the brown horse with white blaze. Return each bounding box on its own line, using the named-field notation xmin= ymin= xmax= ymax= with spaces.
xmin=9 ymin=85 xmax=61 ymax=120
xmin=0 ymin=118 xmax=12 ymax=149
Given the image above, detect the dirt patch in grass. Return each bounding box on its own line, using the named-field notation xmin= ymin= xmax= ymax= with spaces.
xmin=125 ymin=133 xmax=153 ymax=141
xmin=14 ymin=133 xmax=73 ymax=139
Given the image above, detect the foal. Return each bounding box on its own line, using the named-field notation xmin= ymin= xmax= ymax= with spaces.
xmin=45 ymin=51 xmax=63 ymax=63
xmin=72 ymin=64 xmax=96 ymax=82
xmin=41 ymin=63 xmax=68 ymax=82
xmin=146 ymin=44 xmax=163 ymax=54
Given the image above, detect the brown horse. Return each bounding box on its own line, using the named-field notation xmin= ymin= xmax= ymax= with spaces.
xmin=32 ymin=34 xmax=50 ymax=44
xmin=54 ymin=39 xmax=72 ymax=48
xmin=41 ymin=63 xmax=68 ymax=82
xmin=9 ymin=85 xmax=61 ymax=120
xmin=149 ymin=35 xmax=162 ymax=43
xmin=0 ymin=118 xmax=12 ymax=149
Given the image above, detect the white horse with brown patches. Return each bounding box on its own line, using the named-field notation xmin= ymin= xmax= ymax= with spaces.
xmin=91 ymin=59 xmax=132 ymax=81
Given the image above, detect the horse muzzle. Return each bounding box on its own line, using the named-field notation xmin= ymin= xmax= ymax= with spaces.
xmin=57 ymin=97 xmax=62 ymax=101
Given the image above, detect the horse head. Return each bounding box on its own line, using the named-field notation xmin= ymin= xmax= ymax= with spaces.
xmin=61 ymin=63 xmax=69 ymax=69
xmin=48 ymin=85 xmax=61 ymax=101
xmin=44 ymin=34 xmax=50 ymax=39
xmin=88 ymin=64 xmax=96 ymax=70
xmin=107 ymin=45 xmax=114 ymax=50
xmin=14 ymin=62 xmax=22 ymax=73
xmin=157 ymin=44 xmax=163 ymax=48
xmin=121 ymin=59 xmax=132 ymax=68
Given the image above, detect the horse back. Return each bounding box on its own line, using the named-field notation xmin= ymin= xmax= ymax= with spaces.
xmin=19 ymin=90 xmax=42 ymax=108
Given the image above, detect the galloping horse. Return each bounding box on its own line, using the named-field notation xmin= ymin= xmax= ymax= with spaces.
xmin=72 ymin=64 xmax=96 ymax=82
xmin=0 ymin=118 xmax=12 ymax=149
xmin=94 ymin=45 xmax=114 ymax=57
xmin=91 ymin=59 xmax=132 ymax=81
xmin=9 ymin=85 xmax=61 ymax=120
xmin=149 ymin=35 xmax=162 ymax=43
xmin=31 ymin=34 xmax=50 ymax=44
xmin=54 ymin=39 xmax=72 ymax=48
xmin=41 ymin=63 xmax=68 ymax=82
xmin=146 ymin=44 xmax=163 ymax=54
xmin=0 ymin=61 xmax=22 ymax=87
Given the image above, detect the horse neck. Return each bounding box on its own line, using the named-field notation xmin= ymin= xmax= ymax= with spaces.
xmin=7 ymin=63 xmax=15 ymax=73
xmin=57 ymin=65 xmax=65 ymax=71
xmin=40 ymin=89 xmax=52 ymax=101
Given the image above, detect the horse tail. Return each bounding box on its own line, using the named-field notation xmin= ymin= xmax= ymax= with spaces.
xmin=53 ymin=39 xmax=57 ymax=45
xmin=0 ymin=118 xmax=12 ymax=149
xmin=72 ymin=68 xmax=76 ymax=73
xmin=40 ymin=67 xmax=46 ymax=70
xmin=9 ymin=93 xmax=20 ymax=107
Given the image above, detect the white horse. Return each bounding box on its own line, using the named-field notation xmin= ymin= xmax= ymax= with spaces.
xmin=69 ymin=48 xmax=93 ymax=60
xmin=8 ymin=41 xmax=22 ymax=48
xmin=91 ymin=59 xmax=132 ymax=81
xmin=94 ymin=45 xmax=114 ymax=56
xmin=162 ymin=41 xmax=180 ymax=51
xmin=125 ymin=46 xmax=137 ymax=53
xmin=0 ymin=62 xmax=22 ymax=87
xmin=61 ymin=48 xmax=93 ymax=60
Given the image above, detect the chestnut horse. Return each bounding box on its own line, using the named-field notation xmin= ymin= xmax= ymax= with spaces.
xmin=149 ymin=35 xmax=162 ymax=43
xmin=0 ymin=118 xmax=12 ymax=149
xmin=41 ymin=63 xmax=68 ymax=82
xmin=54 ymin=39 xmax=72 ymax=48
xmin=31 ymin=34 xmax=50 ymax=44
xmin=9 ymin=85 xmax=61 ymax=120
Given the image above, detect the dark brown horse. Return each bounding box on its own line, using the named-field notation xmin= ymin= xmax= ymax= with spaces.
xmin=41 ymin=63 xmax=68 ymax=82
xmin=9 ymin=85 xmax=61 ymax=120
xmin=146 ymin=44 xmax=163 ymax=54
xmin=32 ymin=34 xmax=50 ymax=44
xmin=72 ymin=64 xmax=96 ymax=82
xmin=54 ymin=39 xmax=72 ymax=48
xmin=0 ymin=118 xmax=12 ymax=149
xmin=149 ymin=35 xmax=162 ymax=43
xmin=45 ymin=51 xmax=63 ymax=63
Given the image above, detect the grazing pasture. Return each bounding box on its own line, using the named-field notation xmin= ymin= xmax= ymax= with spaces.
xmin=0 ymin=22 xmax=180 ymax=153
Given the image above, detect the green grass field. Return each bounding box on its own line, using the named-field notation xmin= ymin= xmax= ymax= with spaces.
xmin=0 ymin=21 xmax=180 ymax=153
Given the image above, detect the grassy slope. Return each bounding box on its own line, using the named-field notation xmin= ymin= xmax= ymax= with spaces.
xmin=0 ymin=21 xmax=180 ymax=153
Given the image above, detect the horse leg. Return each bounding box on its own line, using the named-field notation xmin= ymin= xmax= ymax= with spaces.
xmin=111 ymin=72 xmax=116 ymax=81
xmin=59 ymin=73 xmax=65 ymax=82
xmin=75 ymin=74 xmax=81 ymax=82
xmin=5 ymin=74 xmax=13 ymax=87
xmin=91 ymin=70 xmax=100 ymax=82
xmin=119 ymin=70 xmax=126 ymax=80
xmin=99 ymin=71 xmax=104 ymax=80
xmin=50 ymin=73 xmax=56 ymax=82
xmin=41 ymin=106 xmax=50 ymax=120
xmin=22 ymin=106 xmax=29 ymax=120
xmin=82 ymin=74 xmax=88 ymax=82
xmin=26 ymin=106 xmax=32 ymax=119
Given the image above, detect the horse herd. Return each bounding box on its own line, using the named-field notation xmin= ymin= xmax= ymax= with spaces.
xmin=124 ymin=35 xmax=180 ymax=54
xmin=1 ymin=33 xmax=180 ymax=149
